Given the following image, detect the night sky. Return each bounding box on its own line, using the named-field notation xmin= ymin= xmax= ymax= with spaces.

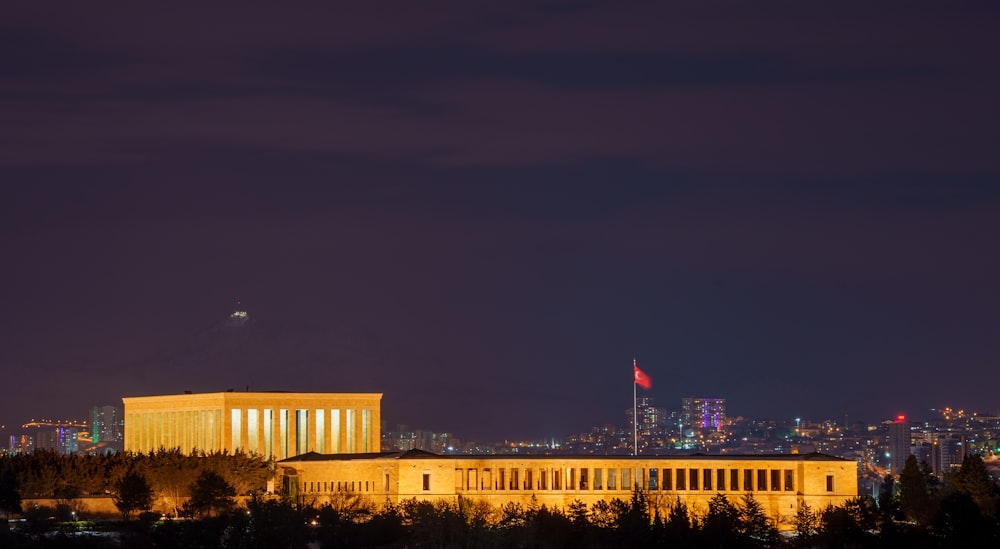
xmin=3 ymin=2 xmax=999 ymax=442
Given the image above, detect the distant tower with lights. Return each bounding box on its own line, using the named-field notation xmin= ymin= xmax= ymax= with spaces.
xmin=886 ymin=415 xmax=911 ymax=474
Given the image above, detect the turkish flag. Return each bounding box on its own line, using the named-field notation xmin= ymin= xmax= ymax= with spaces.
xmin=634 ymin=364 xmax=652 ymax=389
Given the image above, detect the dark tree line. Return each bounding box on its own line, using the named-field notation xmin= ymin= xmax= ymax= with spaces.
xmin=0 ymin=448 xmax=269 ymax=518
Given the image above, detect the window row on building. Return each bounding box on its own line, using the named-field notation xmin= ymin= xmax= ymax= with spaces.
xmin=450 ymin=465 xmax=821 ymax=493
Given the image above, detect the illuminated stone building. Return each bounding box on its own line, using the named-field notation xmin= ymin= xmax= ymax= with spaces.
xmin=278 ymin=450 xmax=856 ymax=530
xmin=123 ymin=392 xmax=381 ymax=459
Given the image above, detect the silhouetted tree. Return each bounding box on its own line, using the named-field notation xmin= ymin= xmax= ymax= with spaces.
xmin=792 ymin=501 xmax=818 ymax=547
xmin=703 ymin=493 xmax=739 ymax=546
xmin=899 ymin=454 xmax=934 ymax=525
xmin=933 ymin=490 xmax=1000 ymax=545
xmin=950 ymin=454 xmax=998 ymax=516
xmin=112 ymin=469 xmax=154 ymax=521
xmin=877 ymin=473 xmax=900 ymax=522
xmin=661 ymin=497 xmax=694 ymax=546
xmin=184 ymin=470 xmax=236 ymax=518
xmin=0 ymin=467 xmax=21 ymax=522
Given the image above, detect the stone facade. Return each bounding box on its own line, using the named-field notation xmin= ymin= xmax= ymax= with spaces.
xmin=123 ymin=392 xmax=381 ymax=459
xmin=278 ymin=450 xmax=857 ymax=530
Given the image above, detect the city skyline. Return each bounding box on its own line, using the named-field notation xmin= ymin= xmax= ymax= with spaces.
xmin=3 ymin=3 xmax=1000 ymax=442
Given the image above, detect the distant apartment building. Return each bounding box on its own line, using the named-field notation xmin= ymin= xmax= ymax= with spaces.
xmin=7 ymin=434 xmax=34 ymax=454
xmin=681 ymin=397 xmax=726 ymax=433
xmin=36 ymin=426 xmax=79 ymax=454
xmin=90 ymin=405 xmax=124 ymax=450
xmin=123 ymin=391 xmax=381 ymax=459
xmin=625 ymin=397 xmax=669 ymax=452
xmin=382 ymin=425 xmax=458 ymax=453
xmin=886 ymin=415 xmax=911 ymax=474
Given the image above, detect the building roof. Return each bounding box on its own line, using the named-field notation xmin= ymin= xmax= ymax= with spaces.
xmin=279 ymin=451 xmax=851 ymax=463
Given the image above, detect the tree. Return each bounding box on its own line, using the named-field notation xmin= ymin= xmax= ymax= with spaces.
xmin=877 ymin=473 xmax=900 ymax=522
xmin=0 ymin=468 xmax=22 ymax=521
xmin=112 ymin=469 xmax=154 ymax=521
xmin=898 ymin=454 xmax=933 ymax=525
xmin=738 ymin=492 xmax=777 ymax=544
xmin=792 ymin=501 xmax=818 ymax=546
xmin=184 ymin=470 xmax=236 ymax=518
xmin=950 ymin=454 xmax=998 ymax=516
xmin=703 ymin=493 xmax=739 ymax=546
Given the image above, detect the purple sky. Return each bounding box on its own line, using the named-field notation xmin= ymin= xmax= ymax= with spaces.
xmin=3 ymin=2 xmax=999 ymax=441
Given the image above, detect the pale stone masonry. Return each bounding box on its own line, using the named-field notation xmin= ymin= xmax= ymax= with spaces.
xmin=123 ymin=392 xmax=382 ymax=459
xmin=278 ymin=450 xmax=857 ymax=530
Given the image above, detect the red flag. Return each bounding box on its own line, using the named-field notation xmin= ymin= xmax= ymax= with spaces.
xmin=634 ymin=363 xmax=652 ymax=389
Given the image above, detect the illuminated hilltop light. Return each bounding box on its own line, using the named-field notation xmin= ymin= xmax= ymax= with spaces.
xmin=226 ymin=299 xmax=250 ymax=327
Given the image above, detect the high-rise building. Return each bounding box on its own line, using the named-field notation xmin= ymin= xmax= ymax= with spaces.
xmin=625 ymin=397 xmax=669 ymax=452
xmin=681 ymin=397 xmax=726 ymax=433
xmin=36 ymin=427 xmax=79 ymax=454
xmin=123 ymin=391 xmax=382 ymax=459
xmin=7 ymin=434 xmax=33 ymax=454
xmin=886 ymin=415 xmax=911 ymax=474
xmin=90 ymin=405 xmax=124 ymax=450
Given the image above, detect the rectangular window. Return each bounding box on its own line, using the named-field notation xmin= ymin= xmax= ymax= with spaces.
xmin=717 ymin=469 xmax=726 ymax=491
xmin=423 ymin=473 xmax=431 ymax=491
xmin=498 ymin=468 xmax=506 ymax=490
xmin=554 ymin=469 xmax=562 ymax=490
xmin=247 ymin=409 xmax=258 ymax=454
xmin=744 ymin=469 xmax=753 ymax=491
xmin=594 ymin=468 xmax=603 ymax=490
xmin=315 ymin=410 xmax=325 ymax=453
xmin=826 ymin=475 xmax=834 ymax=492
xmin=771 ymin=470 xmax=781 ymax=491
xmin=580 ymin=468 xmax=588 ymax=490
xmin=469 ymin=469 xmax=478 ymax=491
xmin=676 ymin=468 xmax=686 ymax=490
xmin=757 ymin=470 xmax=767 ymax=491
xmin=607 ymin=468 xmax=616 ymax=490
xmin=784 ymin=470 xmax=794 ymax=491
xmin=231 ymin=408 xmax=241 ymax=451
xmin=455 ymin=468 xmax=464 ymax=490
xmin=483 ymin=469 xmax=492 ymax=490
xmin=262 ymin=409 xmax=272 ymax=458
xmin=703 ymin=469 xmax=712 ymax=491
xmin=511 ymin=469 xmax=519 ymax=490
xmin=621 ymin=468 xmax=631 ymax=490
xmin=568 ymin=468 xmax=575 ymax=490
xmin=539 ymin=468 xmax=548 ymax=490
xmin=331 ymin=409 xmax=340 ymax=453
xmin=346 ymin=410 xmax=356 ymax=452
xmin=731 ymin=469 xmax=740 ymax=491
xmin=296 ymin=410 xmax=308 ymax=455
xmin=362 ymin=409 xmax=371 ymax=452
xmin=662 ymin=468 xmax=672 ymax=490
xmin=279 ymin=409 xmax=288 ymax=459
xmin=385 ymin=473 xmax=390 ymax=491
xmin=525 ymin=469 xmax=533 ymax=490
xmin=648 ymin=468 xmax=658 ymax=491
xmin=689 ymin=468 xmax=699 ymax=490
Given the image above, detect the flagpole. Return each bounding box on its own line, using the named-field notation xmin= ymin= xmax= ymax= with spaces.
xmin=633 ymin=357 xmax=638 ymax=456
